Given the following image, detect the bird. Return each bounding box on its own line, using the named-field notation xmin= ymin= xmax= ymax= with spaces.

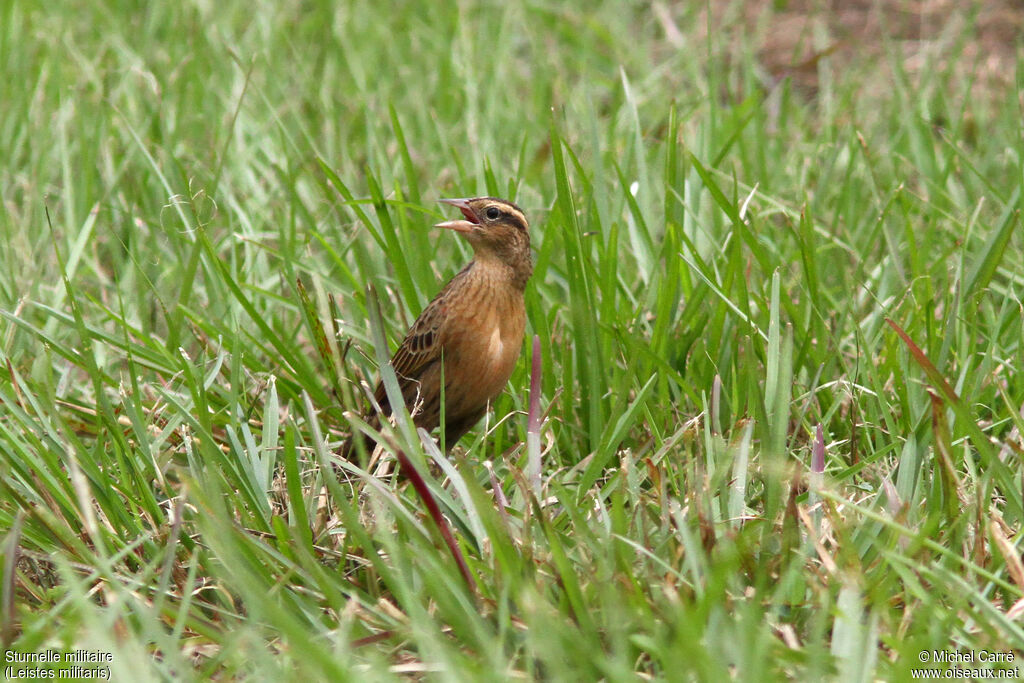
xmin=341 ymin=196 xmax=533 ymax=460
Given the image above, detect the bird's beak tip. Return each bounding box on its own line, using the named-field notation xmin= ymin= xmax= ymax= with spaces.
xmin=438 ymin=197 xmax=480 ymax=227
xmin=434 ymin=220 xmax=473 ymax=233
xmin=438 ymin=197 xmax=472 ymax=208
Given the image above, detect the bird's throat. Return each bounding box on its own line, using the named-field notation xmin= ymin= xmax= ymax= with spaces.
xmin=469 ymin=250 xmax=532 ymax=292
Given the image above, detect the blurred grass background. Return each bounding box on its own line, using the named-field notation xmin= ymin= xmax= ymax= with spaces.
xmin=1 ymin=1 xmax=1023 ymax=680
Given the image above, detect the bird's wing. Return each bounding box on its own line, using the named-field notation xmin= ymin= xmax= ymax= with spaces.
xmin=372 ymin=297 xmax=446 ymax=408
xmin=369 ymin=262 xmax=474 ymax=415
xmin=343 ymin=302 xmax=447 ymax=460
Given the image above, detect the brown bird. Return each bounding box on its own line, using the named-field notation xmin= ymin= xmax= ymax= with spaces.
xmin=342 ymin=196 xmax=532 ymax=459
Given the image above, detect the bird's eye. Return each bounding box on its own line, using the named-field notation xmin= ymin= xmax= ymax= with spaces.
xmin=485 ymin=207 xmax=502 ymax=220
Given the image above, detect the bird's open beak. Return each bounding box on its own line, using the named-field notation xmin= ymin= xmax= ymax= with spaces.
xmin=435 ymin=198 xmax=479 ymax=234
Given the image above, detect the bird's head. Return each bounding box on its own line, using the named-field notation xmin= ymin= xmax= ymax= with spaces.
xmin=435 ymin=197 xmax=532 ymax=286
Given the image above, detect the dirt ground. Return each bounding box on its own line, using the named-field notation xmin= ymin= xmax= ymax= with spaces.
xmin=682 ymin=0 xmax=1022 ymax=100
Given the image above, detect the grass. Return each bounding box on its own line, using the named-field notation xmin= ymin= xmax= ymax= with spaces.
xmin=2 ymin=1 xmax=1023 ymax=680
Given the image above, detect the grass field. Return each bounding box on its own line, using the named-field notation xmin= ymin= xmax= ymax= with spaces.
xmin=2 ymin=2 xmax=1023 ymax=680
